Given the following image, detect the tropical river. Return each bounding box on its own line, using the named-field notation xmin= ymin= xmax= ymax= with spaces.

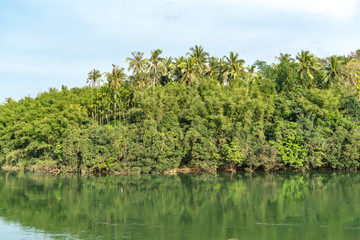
xmin=0 ymin=171 xmax=359 ymax=240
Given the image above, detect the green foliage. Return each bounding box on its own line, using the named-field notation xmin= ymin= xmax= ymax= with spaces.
xmin=222 ymin=141 xmax=244 ymax=169
xmin=271 ymin=122 xmax=307 ymax=168
xmin=183 ymin=117 xmax=218 ymax=170
xmin=1 ymin=48 xmax=360 ymax=172
xmin=275 ymin=60 xmax=299 ymax=92
xmin=125 ymin=119 xmax=184 ymax=172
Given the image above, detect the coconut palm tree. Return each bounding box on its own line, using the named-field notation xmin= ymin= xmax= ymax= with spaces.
xmin=296 ymin=50 xmax=318 ymax=80
xmin=207 ymin=57 xmax=221 ymax=78
xmin=106 ymin=64 xmax=127 ymax=125
xmin=179 ymin=57 xmax=198 ymax=86
xmin=246 ymin=64 xmax=262 ymax=85
xmin=223 ymin=52 xmax=245 ymax=84
xmin=339 ymin=55 xmax=355 ymax=65
xmin=126 ymin=51 xmax=147 ymax=76
xmin=323 ymin=56 xmax=343 ymax=86
xmin=87 ymin=69 xmax=102 ymax=88
xmin=276 ymin=53 xmax=294 ymax=64
xmin=160 ymin=57 xmax=175 ymax=84
xmin=340 ymin=57 xmax=360 ymax=91
xmin=351 ymin=49 xmax=360 ymax=60
xmin=87 ymin=69 xmax=102 ymax=122
xmin=98 ymin=85 xmax=111 ymax=125
xmin=173 ymin=56 xmax=186 ymax=82
xmin=126 ymin=51 xmax=148 ymax=89
xmin=148 ymin=49 xmax=164 ymax=87
xmin=187 ymin=45 xmax=209 ymax=74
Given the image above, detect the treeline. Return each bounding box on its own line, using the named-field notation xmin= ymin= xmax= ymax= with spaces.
xmin=1 ymin=47 xmax=360 ymax=173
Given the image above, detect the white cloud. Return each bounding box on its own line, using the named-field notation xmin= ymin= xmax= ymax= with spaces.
xmin=2 ymin=0 xmax=359 ymax=103
xmin=217 ymin=0 xmax=358 ymax=22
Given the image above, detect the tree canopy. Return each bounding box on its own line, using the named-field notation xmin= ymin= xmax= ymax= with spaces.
xmin=1 ymin=47 xmax=360 ymax=173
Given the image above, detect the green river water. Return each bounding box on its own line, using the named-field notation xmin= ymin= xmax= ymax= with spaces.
xmin=0 ymin=171 xmax=359 ymax=239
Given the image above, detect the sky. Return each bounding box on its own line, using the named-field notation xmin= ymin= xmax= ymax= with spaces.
xmin=0 ymin=0 xmax=359 ymax=103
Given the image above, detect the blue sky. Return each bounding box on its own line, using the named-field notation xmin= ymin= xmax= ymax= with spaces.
xmin=1 ymin=0 xmax=359 ymax=103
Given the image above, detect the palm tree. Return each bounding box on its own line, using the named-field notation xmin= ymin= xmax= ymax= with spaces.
xmin=351 ymin=49 xmax=360 ymax=60
xmin=339 ymin=55 xmax=355 ymax=65
xmin=87 ymin=69 xmax=102 ymax=122
xmin=173 ymin=56 xmax=186 ymax=82
xmin=87 ymin=69 xmax=102 ymax=88
xmin=222 ymin=52 xmax=245 ymax=84
xmin=296 ymin=50 xmax=318 ymax=80
xmin=323 ymin=56 xmax=342 ymax=86
xmin=179 ymin=57 xmax=198 ymax=86
xmin=160 ymin=57 xmax=175 ymax=84
xmin=339 ymin=56 xmax=360 ymax=91
xmin=126 ymin=51 xmax=148 ymax=90
xmin=275 ymin=53 xmax=294 ymax=64
xmin=148 ymin=49 xmax=164 ymax=87
xmin=186 ymin=45 xmax=209 ymax=74
xmin=207 ymin=57 xmax=221 ymax=78
xmin=98 ymin=86 xmax=111 ymax=125
xmin=106 ymin=64 xmax=127 ymax=125
xmin=126 ymin=51 xmax=147 ymax=76
xmin=246 ymin=64 xmax=261 ymax=85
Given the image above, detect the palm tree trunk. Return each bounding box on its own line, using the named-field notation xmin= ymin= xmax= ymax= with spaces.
xmin=114 ymin=80 xmax=117 ymax=127
xmin=114 ymin=99 xmax=116 ymax=126
xmin=153 ymin=66 xmax=157 ymax=87
xmin=118 ymin=100 xmax=121 ymax=125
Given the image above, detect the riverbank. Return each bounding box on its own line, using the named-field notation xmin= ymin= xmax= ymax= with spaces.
xmin=0 ymin=164 xmax=219 ymax=174
xmin=1 ymin=163 xmax=358 ymax=175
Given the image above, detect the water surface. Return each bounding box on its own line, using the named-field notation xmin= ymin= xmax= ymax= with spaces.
xmin=0 ymin=171 xmax=359 ymax=239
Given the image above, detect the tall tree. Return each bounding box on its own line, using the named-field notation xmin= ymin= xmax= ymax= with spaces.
xmin=160 ymin=57 xmax=174 ymax=84
xmin=148 ymin=49 xmax=164 ymax=87
xmin=87 ymin=69 xmax=102 ymax=88
xmin=87 ymin=69 xmax=102 ymax=123
xmin=339 ymin=55 xmax=355 ymax=65
xmin=106 ymin=64 xmax=127 ymax=125
xmin=246 ymin=64 xmax=261 ymax=84
xmin=275 ymin=53 xmax=294 ymax=64
xmin=173 ymin=56 xmax=186 ymax=82
xmin=274 ymin=53 xmax=293 ymax=71
xmin=323 ymin=56 xmax=343 ymax=86
xmin=296 ymin=50 xmax=318 ymax=80
xmin=342 ymin=58 xmax=360 ymax=93
xmin=207 ymin=57 xmax=221 ymax=79
xmin=126 ymin=51 xmax=147 ymax=76
xmin=223 ymin=52 xmax=245 ymax=84
xmin=351 ymin=49 xmax=360 ymax=60
xmin=179 ymin=57 xmax=198 ymax=86
xmin=187 ymin=45 xmax=209 ymax=74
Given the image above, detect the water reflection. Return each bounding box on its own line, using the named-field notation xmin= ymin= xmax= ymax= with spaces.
xmin=0 ymin=217 xmax=77 ymax=240
xmin=0 ymin=171 xmax=359 ymax=239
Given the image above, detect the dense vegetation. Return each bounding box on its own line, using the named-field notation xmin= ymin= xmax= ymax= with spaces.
xmin=1 ymin=47 xmax=360 ymax=173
